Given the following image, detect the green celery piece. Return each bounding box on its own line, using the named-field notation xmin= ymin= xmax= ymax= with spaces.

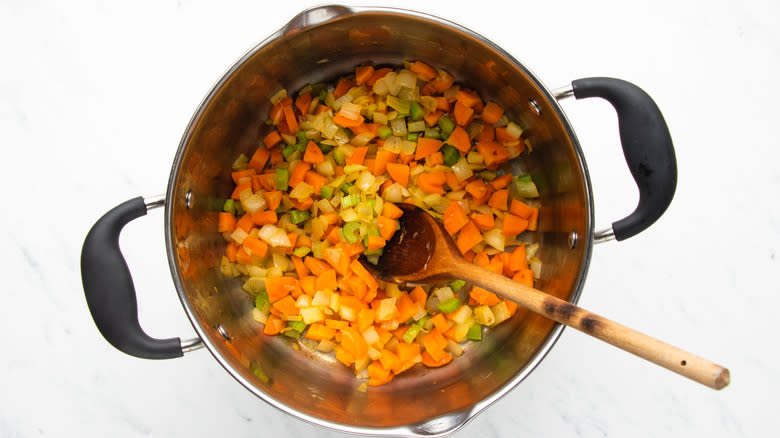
xmin=437 ymin=297 xmax=461 ymax=313
xmin=407 ymin=133 xmax=418 ymax=141
xmin=292 ymin=246 xmax=311 ymax=258
xmin=318 ymin=143 xmax=333 ymax=154
xmin=449 ymin=279 xmax=466 ymax=292
xmin=342 ymin=221 xmax=361 ymax=244
xmin=275 ymin=168 xmax=290 ymax=191
xmin=439 ymin=115 xmax=455 ymax=138
xmin=441 ymin=144 xmax=460 ymax=166
xmin=410 ymin=101 xmax=424 ymax=121
xmin=339 ymin=182 xmax=353 ymax=194
xmin=402 ymin=324 xmax=421 ymax=344
xmin=288 ymin=320 xmax=306 ymax=332
xmin=281 ymin=145 xmax=296 ymax=160
xmin=312 ymin=240 xmax=323 ymax=259
xmin=255 ymin=289 xmax=270 ymax=312
xmin=466 ymin=323 xmax=483 ymax=341
xmin=222 ymin=199 xmax=236 ymax=214
xmin=249 ymin=363 xmax=270 ymax=383
xmin=320 ymin=185 xmax=334 ymax=199
xmin=424 ymin=128 xmax=441 ymax=139
xmin=290 ymin=209 xmax=310 ymax=225
xmin=341 ymin=193 xmax=360 ymax=208
xmin=296 ymin=131 xmax=307 ymax=143
xmin=378 ymin=125 xmax=392 ymax=139
xmin=511 ymin=174 xmax=539 ymax=198
xmin=333 ymin=148 xmax=346 ymax=166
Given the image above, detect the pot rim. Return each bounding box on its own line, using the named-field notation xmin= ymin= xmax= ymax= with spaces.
xmin=164 ymin=5 xmax=594 ymax=437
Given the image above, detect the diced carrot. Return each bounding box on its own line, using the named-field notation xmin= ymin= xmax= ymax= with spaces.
xmin=355 ymin=65 xmax=375 ymax=85
xmin=396 ymin=342 xmax=421 ymax=363
xmin=236 ymin=213 xmax=254 ymax=233
xmin=503 ymin=213 xmax=529 ymax=236
xmin=345 ymin=146 xmax=368 ymax=166
xmin=471 ymin=213 xmax=495 ymax=230
xmin=235 ymin=245 xmax=252 ymax=265
xmin=430 ymin=313 xmax=450 ymax=333
xmin=367 ymin=67 xmax=392 ymax=86
xmin=513 ymin=269 xmax=534 ymax=287
xmin=373 ymin=149 xmax=397 ymax=176
xmin=300 ymin=275 xmax=316 ymax=295
xmin=455 ymin=89 xmax=481 ymax=108
xmin=409 ymin=286 xmax=427 ymax=309
xmin=367 ymin=360 xmax=393 ymax=386
xmin=225 ymin=241 xmax=238 ymax=262
xmin=398 ymin=151 xmax=414 ymax=164
xmin=325 ymin=226 xmax=342 ymax=245
xmin=490 ymin=174 xmax=512 ymax=190
xmin=333 ymin=78 xmax=353 ymax=99
xmin=421 ymin=350 xmax=453 ymax=367
xmin=282 ymin=104 xmax=299 ymax=134
xmin=341 ymin=327 xmax=368 ymax=359
xmin=416 ymin=171 xmax=446 ymax=194
xmin=386 ymin=162 xmax=410 ymax=187
xmin=446 ymin=125 xmax=471 ymax=153
xmin=333 ymin=113 xmax=365 ymax=128
xmin=248 ymin=145 xmax=270 ymax=170
xmin=251 ymin=210 xmax=278 ymax=226
xmin=382 ymin=202 xmax=404 ymax=219
xmin=350 ymin=259 xmax=378 ymax=290
xmin=488 ymin=189 xmax=509 ymax=210
xmin=481 ymin=101 xmax=505 ymax=124
xmin=265 ymin=276 xmax=298 ymax=303
xmin=423 ymin=110 xmax=443 ymax=127
xmin=453 ymin=101 xmax=474 ymax=126
xmin=376 ymin=216 xmax=397 ymax=241
xmin=456 ymin=221 xmax=482 ymax=255
xmin=269 ymin=148 xmax=284 ymax=166
xmin=292 ymin=197 xmax=313 ymax=211
xmin=470 ymin=286 xmax=501 ymax=306
xmin=254 ymin=172 xmax=274 ymax=191
xmin=393 ymin=293 xmax=417 ymax=324
xmin=231 ymin=182 xmax=251 ymax=200
xmin=295 ymin=93 xmax=312 ymax=115
xmin=315 ymin=268 xmax=337 ymax=292
xmin=409 ymin=60 xmax=437 ymax=81
xmin=263 ymin=315 xmax=286 ymax=336
xmin=264 ymin=190 xmax=282 ymax=210
xmin=366 ymin=235 xmax=386 ymax=250
xmin=509 ymin=245 xmax=528 ymax=271
xmin=465 ymin=179 xmax=489 ymax=201
xmin=334 ymin=347 xmax=355 ymax=367
xmin=414 ymin=137 xmax=443 ymax=161
xmin=304 ymin=171 xmax=328 ymax=194
xmin=357 ymin=308 xmax=376 ymax=332
xmin=320 ymin=213 xmax=341 ymax=225
xmin=443 ymin=201 xmax=469 ymax=235
xmin=218 ymin=212 xmax=237 ymax=233
xmin=426 ymin=151 xmax=444 ymax=167
xmin=350 ymin=122 xmax=380 ymax=137
xmin=269 ymin=102 xmax=284 ymax=125
xmin=503 ymin=299 xmax=519 ymax=317
xmin=476 ymin=140 xmax=510 ymax=169
xmin=289 ymin=255 xmax=308 ymax=277
xmin=473 ymin=250 xmax=490 ymax=268
xmin=421 ymin=328 xmax=449 ymax=361
xmin=378 ymin=348 xmax=401 ymax=373
xmin=495 ymin=126 xmax=516 ymax=143
xmin=324 ymin=247 xmax=350 ymax=275
xmin=272 ymin=295 xmax=299 ymax=315
xmin=242 ymin=236 xmax=269 ymax=258
xmin=444 ymin=172 xmax=464 ymax=191
xmin=305 ymin=323 xmax=336 ymax=341
xmin=289 ymin=161 xmax=311 ymax=188
xmin=303 ymin=140 xmax=324 ymax=163
xmin=296 ymin=234 xmax=312 ymax=249
xmin=431 ymin=69 xmax=455 ymax=93
xmin=435 ymin=96 xmax=451 ymax=111
xmin=509 ymin=199 xmax=534 ymax=219
xmin=478 ymin=124 xmax=495 ymax=142
xmin=325 ymin=319 xmax=350 ymax=330
xmin=304 ymin=256 xmax=331 ymax=276
xmin=527 ymin=207 xmax=539 ymax=231
xmin=231 ymin=169 xmax=256 ymax=185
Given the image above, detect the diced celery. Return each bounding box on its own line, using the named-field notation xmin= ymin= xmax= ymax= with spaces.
xmin=288 ymin=320 xmax=306 ymax=332
xmin=341 ymin=193 xmax=361 ymax=208
xmin=290 ymin=209 xmax=310 ymax=224
xmin=275 ymin=168 xmax=289 ymax=191
xmin=424 ymin=128 xmax=441 ymax=139
xmin=441 ymin=144 xmax=460 ymax=166
xmin=409 ymin=101 xmax=424 ymax=121
xmin=333 ymin=148 xmax=346 ymax=166
xmin=437 ymin=297 xmax=462 ymax=313
xmin=402 ymin=324 xmax=421 ymax=344
xmin=511 ymin=174 xmax=540 ymax=198
xmin=449 ymin=279 xmax=466 ymax=292
xmin=255 ymin=289 xmax=270 ymax=312
xmin=232 ymin=153 xmax=249 ymax=170
xmin=292 ymin=246 xmax=311 ymax=258
xmin=249 ymin=363 xmax=270 ymax=383
xmin=320 ymin=185 xmax=334 ymax=199
xmin=377 ymin=125 xmax=392 ymax=139
xmin=439 ymin=115 xmax=455 ymax=138
xmin=319 ymin=143 xmax=333 ymax=154
xmin=407 ymin=133 xmax=418 ymax=141
xmin=339 ymin=182 xmax=353 ymax=194
xmin=223 ymin=199 xmax=236 ymax=214
xmin=466 ymin=323 xmax=482 ymax=341
xmin=342 ymin=221 xmax=361 ymax=244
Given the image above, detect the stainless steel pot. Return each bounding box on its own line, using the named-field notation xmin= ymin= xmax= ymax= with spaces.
xmin=81 ymin=5 xmax=676 ymax=436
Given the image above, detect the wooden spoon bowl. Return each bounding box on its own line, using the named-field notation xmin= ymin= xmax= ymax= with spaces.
xmin=362 ymin=203 xmax=730 ymax=390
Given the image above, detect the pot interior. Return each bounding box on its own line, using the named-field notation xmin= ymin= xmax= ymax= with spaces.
xmin=165 ymin=7 xmax=592 ymax=432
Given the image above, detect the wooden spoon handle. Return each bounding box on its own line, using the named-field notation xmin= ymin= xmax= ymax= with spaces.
xmin=454 ymin=261 xmax=730 ymax=390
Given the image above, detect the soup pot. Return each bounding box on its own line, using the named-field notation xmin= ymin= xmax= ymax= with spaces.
xmin=81 ymin=5 xmax=676 ymax=437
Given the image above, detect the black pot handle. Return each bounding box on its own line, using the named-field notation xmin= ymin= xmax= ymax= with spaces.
xmin=81 ymin=196 xmax=185 ymax=359
xmin=571 ymin=77 xmax=677 ymax=241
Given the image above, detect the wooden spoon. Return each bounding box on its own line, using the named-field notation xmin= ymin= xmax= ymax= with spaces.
xmin=363 ymin=203 xmax=730 ymax=390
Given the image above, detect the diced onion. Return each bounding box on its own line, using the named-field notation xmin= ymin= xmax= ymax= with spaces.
xmin=483 ymin=228 xmax=505 ymax=251
xmin=451 ymin=158 xmax=474 ymax=181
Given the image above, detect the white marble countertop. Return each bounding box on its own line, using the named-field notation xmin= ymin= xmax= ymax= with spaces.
xmin=1 ymin=0 xmax=777 ymax=436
